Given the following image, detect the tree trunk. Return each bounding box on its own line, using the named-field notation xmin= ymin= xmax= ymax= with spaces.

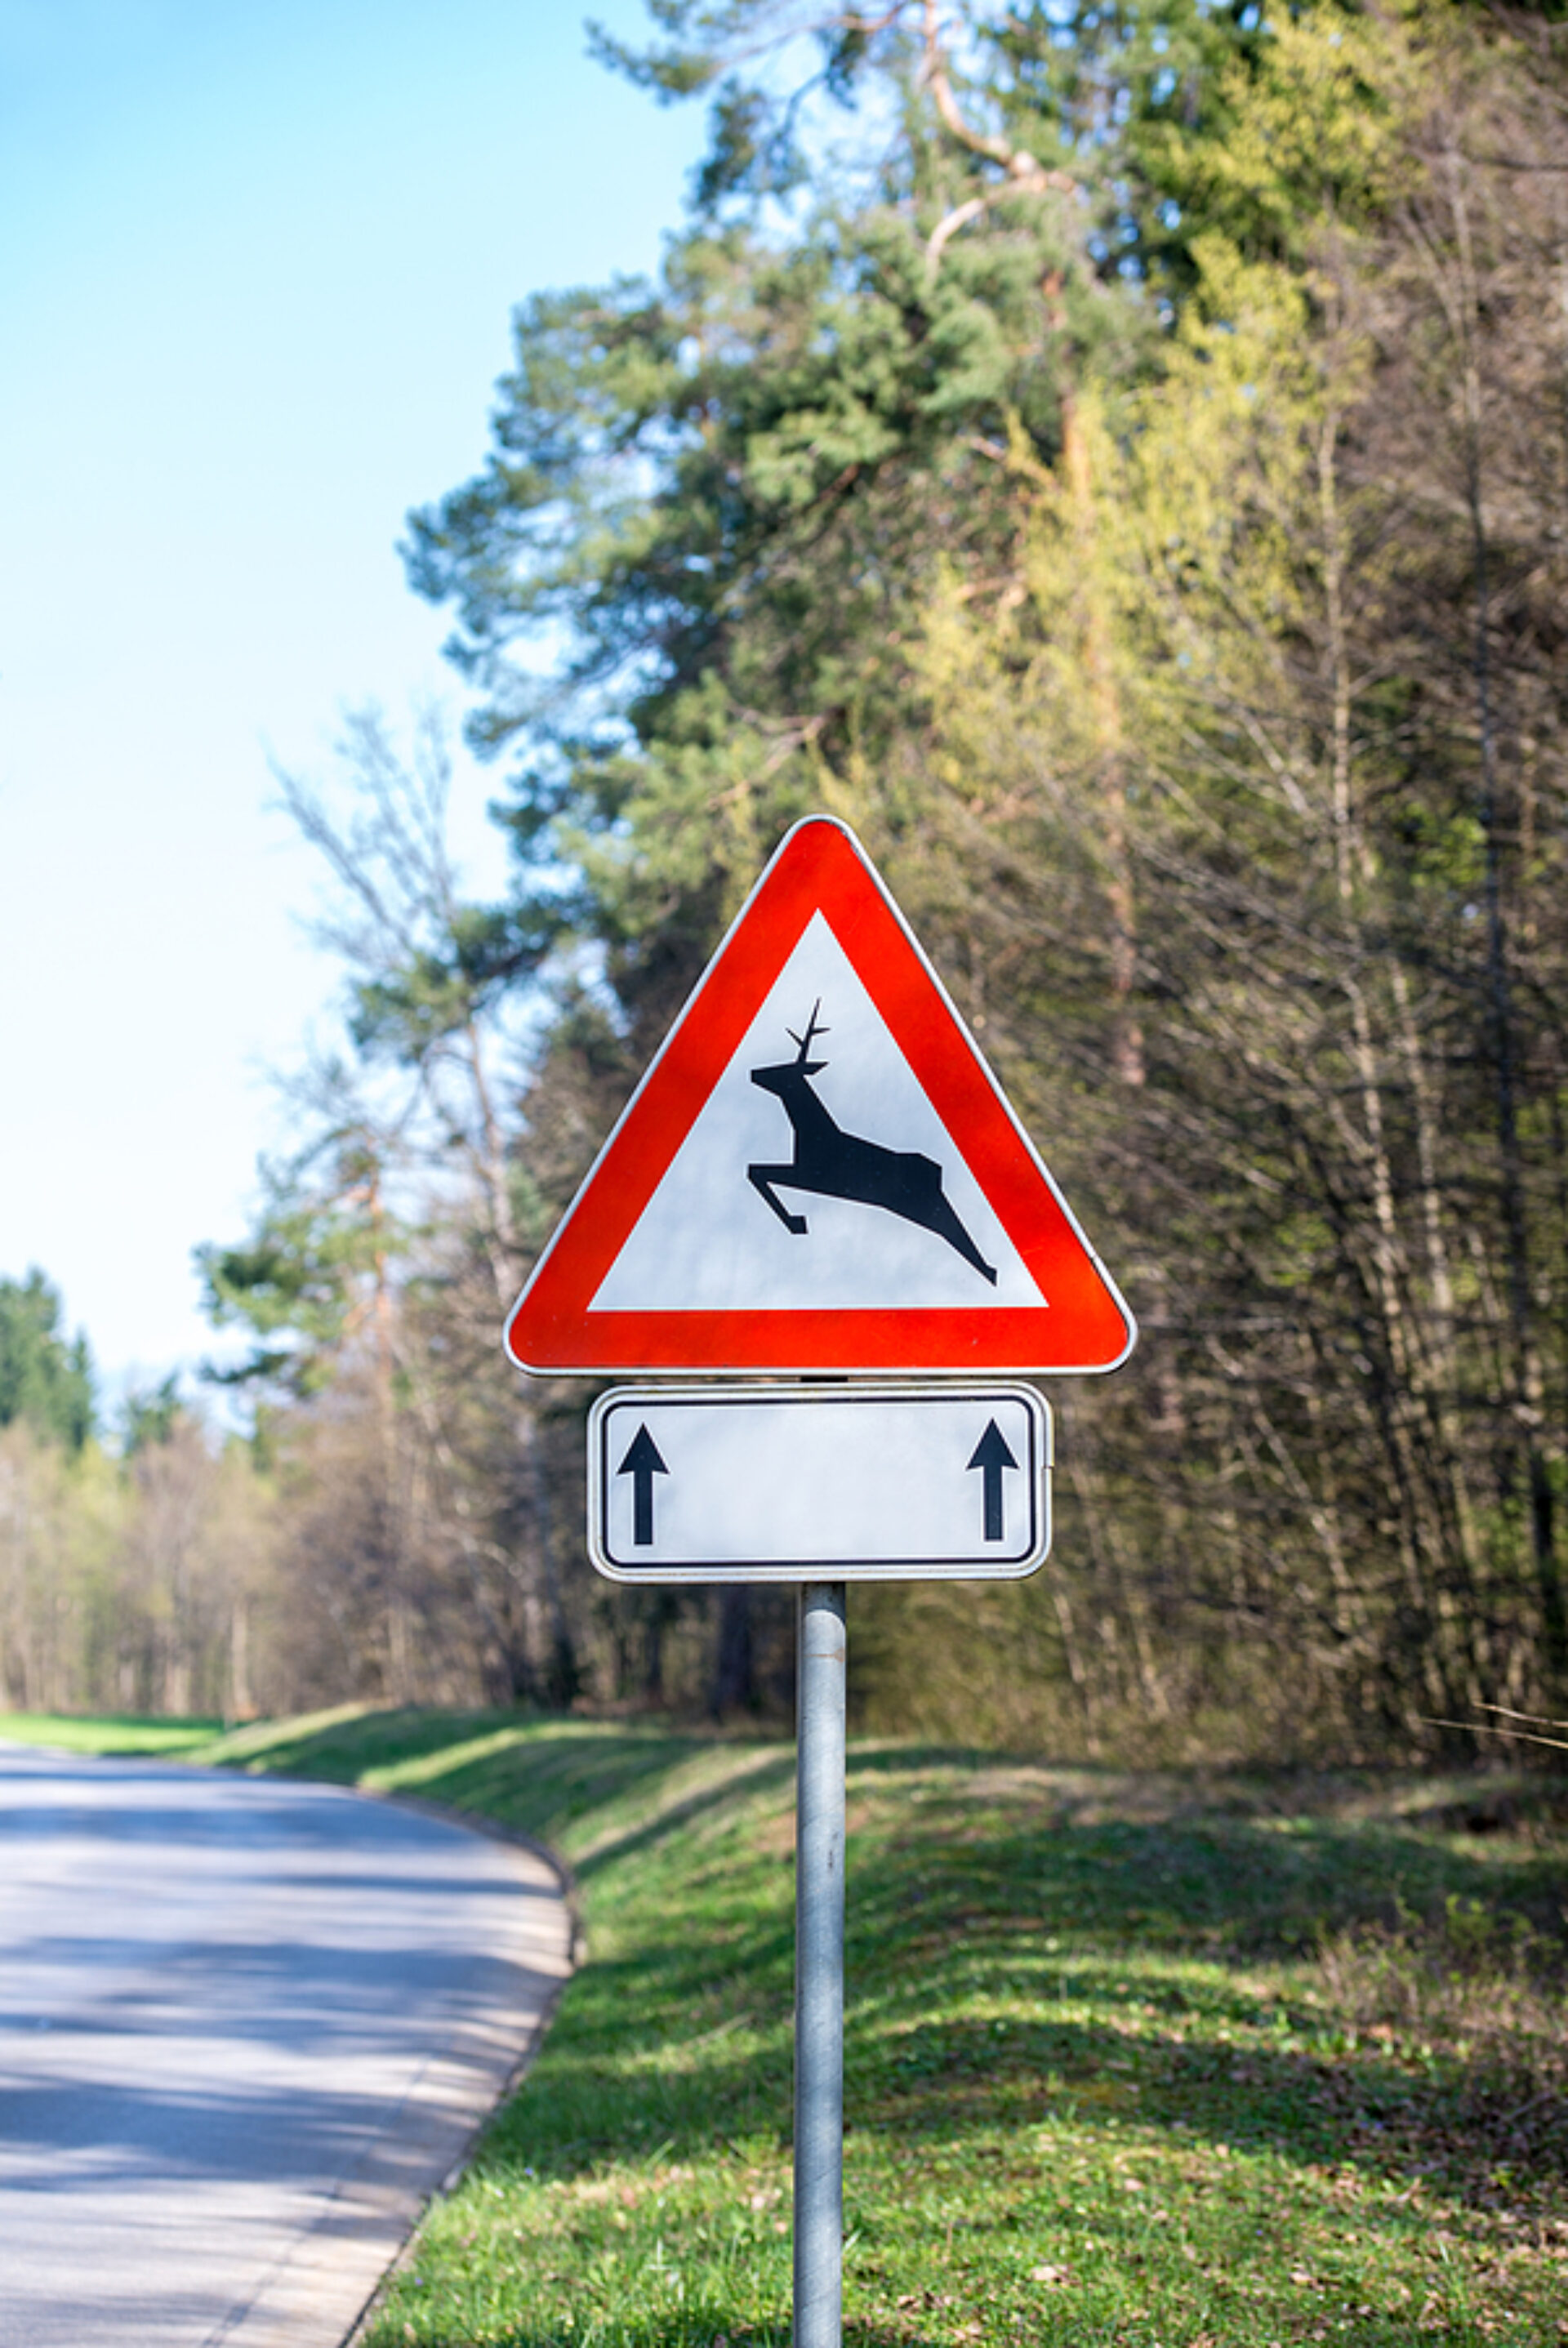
xmin=711 ymin=1585 xmax=755 ymax=1716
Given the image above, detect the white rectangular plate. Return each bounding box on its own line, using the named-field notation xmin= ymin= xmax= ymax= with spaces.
xmin=587 ymin=1383 xmax=1051 ymax=1583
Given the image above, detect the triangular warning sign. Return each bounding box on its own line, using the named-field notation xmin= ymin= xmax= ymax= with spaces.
xmin=506 ymin=818 xmax=1135 ymax=1374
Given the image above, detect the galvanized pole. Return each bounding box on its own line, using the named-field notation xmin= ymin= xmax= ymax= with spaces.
xmin=794 ymin=1581 xmax=846 ymax=2348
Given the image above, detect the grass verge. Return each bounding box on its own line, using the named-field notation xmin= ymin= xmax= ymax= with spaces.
xmin=0 ymin=1709 xmax=224 ymax=1755
xmin=9 ymin=1706 xmax=1568 ymax=2344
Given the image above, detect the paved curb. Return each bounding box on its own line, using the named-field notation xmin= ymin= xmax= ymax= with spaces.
xmin=336 ymin=1789 xmax=582 ymax=2348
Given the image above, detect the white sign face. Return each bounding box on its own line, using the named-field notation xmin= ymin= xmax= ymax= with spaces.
xmin=587 ymin=1383 xmax=1052 ymax=1584
xmin=590 ymin=913 xmax=1045 ymax=1316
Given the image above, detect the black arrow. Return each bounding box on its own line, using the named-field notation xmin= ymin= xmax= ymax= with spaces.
xmin=617 ymin=1424 xmax=670 ymax=1546
xmin=966 ymin=1419 xmax=1019 ymax=1542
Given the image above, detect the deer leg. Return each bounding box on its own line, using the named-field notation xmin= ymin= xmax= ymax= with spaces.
xmin=748 ymin=1164 xmax=809 ymax=1236
xmin=923 ymin=1191 xmax=999 ymax=1285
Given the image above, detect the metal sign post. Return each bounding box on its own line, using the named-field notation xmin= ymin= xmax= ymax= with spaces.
xmin=795 ymin=1583 xmax=846 ymax=2348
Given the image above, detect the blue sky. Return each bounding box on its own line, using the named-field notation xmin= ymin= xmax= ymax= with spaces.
xmin=0 ymin=0 xmax=704 ymax=1406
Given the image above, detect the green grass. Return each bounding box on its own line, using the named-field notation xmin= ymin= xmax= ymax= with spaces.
xmin=0 ymin=1709 xmax=225 ymax=1755
xmin=11 ymin=1706 xmax=1568 ymax=2343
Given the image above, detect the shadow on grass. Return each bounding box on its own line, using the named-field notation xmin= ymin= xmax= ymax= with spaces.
xmin=218 ymin=1710 xmax=788 ymax=1860
xmin=406 ymin=1731 xmax=794 ymax=1866
xmin=512 ymin=1971 xmax=1566 ymax=2194
xmin=567 ymin=1752 xmax=799 ymax=1881
xmin=481 ymin=1766 xmax=1568 ymax=2213
xmin=218 ymin=1705 xmax=512 ymax=1780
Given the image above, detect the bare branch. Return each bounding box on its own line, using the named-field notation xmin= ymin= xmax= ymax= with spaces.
xmin=926 ymin=190 xmax=991 ymax=266
xmin=1419 ymin=1716 xmax=1568 ymax=1753
xmin=922 ymin=0 xmax=1012 ymax=169
xmin=920 ymin=0 xmax=1075 ymax=269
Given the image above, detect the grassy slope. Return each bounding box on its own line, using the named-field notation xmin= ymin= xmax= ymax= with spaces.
xmin=7 ymin=1708 xmax=1566 ymax=2344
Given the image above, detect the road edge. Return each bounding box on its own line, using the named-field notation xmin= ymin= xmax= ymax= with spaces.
xmin=335 ymin=1787 xmax=584 ymax=2348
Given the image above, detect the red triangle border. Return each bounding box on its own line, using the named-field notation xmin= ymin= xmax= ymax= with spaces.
xmin=506 ymin=818 xmax=1135 ymax=1374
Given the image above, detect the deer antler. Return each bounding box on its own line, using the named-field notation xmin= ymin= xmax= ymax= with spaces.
xmin=786 ymin=1000 xmax=829 ymax=1058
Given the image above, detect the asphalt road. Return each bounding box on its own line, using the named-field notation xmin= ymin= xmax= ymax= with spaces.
xmin=0 ymin=1741 xmax=572 ymax=2348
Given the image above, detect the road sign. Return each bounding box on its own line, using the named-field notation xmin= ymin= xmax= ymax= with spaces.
xmin=587 ymin=1384 xmax=1051 ymax=1581
xmin=506 ymin=817 xmax=1134 ymax=1374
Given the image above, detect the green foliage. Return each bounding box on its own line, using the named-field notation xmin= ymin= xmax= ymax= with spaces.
xmin=1149 ymin=1 xmax=1421 ymax=258
xmin=0 ymin=1268 xmax=93 ymax=1450
xmin=404 ymin=2 xmax=1383 ymax=1040
xmin=0 ymin=1417 xmax=278 ymax=1721
xmin=196 ymin=1132 xmax=399 ymax=1398
xmin=118 ymin=1371 xmax=183 ymax=1456
xmin=405 ymin=6 xmax=1237 ymax=1010
xmin=347 ymin=900 xmax=556 ymax=1065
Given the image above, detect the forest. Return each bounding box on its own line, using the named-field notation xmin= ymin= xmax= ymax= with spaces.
xmin=5 ymin=0 xmax=1567 ymax=1762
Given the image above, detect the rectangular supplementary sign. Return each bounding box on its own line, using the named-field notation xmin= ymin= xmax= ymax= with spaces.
xmin=587 ymin=1383 xmax=1052 ymax=1584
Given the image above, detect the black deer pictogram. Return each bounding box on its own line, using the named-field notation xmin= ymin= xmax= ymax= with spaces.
xmin=746 ymin=1003 xmax=997 ymax=1283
